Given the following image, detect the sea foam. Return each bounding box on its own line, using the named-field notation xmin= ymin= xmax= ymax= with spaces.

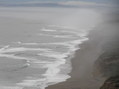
xmin=0 ymin=25 xmax=89 ymax=89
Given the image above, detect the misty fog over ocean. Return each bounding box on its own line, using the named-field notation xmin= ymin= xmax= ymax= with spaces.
xmin=0 ymin=0 xmax=118 ymax=89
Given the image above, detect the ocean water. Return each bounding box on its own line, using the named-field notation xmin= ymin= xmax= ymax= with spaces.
xmin=0 ymin=25 xmax=89 ymax=89
xmin=0 ymin=7 xmax=102 ymax=89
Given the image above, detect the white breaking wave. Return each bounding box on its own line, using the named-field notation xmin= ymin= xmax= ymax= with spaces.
xmin=37 ymin=33 xmax=75 ymax=38
xmin=41 ymin=28 xmax=57 ymax=32
xmin=14 ymin=37 xmax=88 ymax=89
xmin=0 ymin=47 xmax=51 ymax=53
xmin=0 ymin=86 xmax=22 ymax=89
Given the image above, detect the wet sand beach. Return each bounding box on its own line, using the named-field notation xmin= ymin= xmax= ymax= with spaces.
xmin=46 ymin=18 xmax=119 ymax=89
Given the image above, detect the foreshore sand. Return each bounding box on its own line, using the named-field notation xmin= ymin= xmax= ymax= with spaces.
xmin=46 ymin=18 xmax=119 ymax=89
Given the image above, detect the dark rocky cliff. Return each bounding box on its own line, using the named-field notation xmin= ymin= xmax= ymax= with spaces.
xmin=100 ymin=76 xmax=119 ymax=89
xmin=94 ymin=12 xmax=119 ymax=89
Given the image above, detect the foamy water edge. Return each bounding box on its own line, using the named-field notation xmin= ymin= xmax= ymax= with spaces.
xmin=0 ymin=27 xmax=90 ymax=89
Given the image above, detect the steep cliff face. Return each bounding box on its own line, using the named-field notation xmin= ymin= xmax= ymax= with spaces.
xmin=94 ymin=23 xmax=119 ymax=78
xmin=93 ymin=14 xmax=119 ymax=89
xmin=100 ymin=76 xmax=119 ymax=89
xmin=95 ymin=50 xmax=119 ymax=78
xmin=95 ymin=29 xmax=119 ymax=88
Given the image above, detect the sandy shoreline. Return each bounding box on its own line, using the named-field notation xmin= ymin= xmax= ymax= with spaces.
xmin=0 ymin=14 xmax=103 ymax=89
xmin=46 ymin=29 xmax=103 ymax=89
xmin=46 ymin=20 xmax=117 ymax=89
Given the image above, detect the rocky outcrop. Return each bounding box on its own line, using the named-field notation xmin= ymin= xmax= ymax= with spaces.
xmin=100 ymin=76 xmax=119 ymax=89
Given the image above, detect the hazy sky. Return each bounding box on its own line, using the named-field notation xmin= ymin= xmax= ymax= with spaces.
xmin=0 ymin=0 xmax=114 ymax=3
xmin=0 ymin=0 xmax=116 ymax=7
